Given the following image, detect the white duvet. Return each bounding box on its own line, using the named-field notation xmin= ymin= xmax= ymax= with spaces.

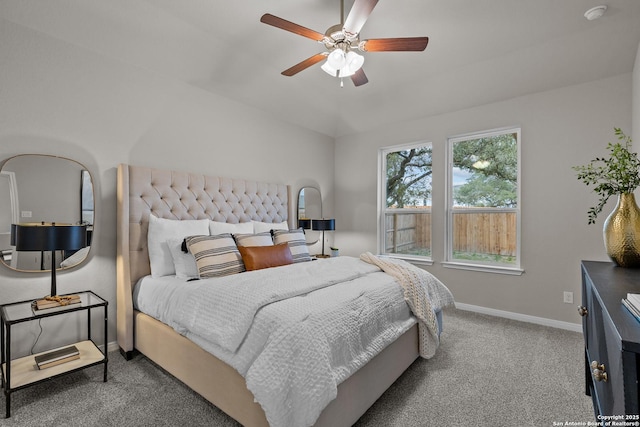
xmin=134 ymin=256 xmax=452 ymax=427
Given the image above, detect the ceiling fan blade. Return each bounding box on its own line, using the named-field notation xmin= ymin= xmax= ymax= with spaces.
xmin=260 ymin=14 xmax=325 ymax=41
xmin=360 ymin=37 xmax=429 ymax=52
xmin=281 ymin=53 xmax=328 ymax=76
xmin=343 ymin=0 xmax=379 ymax=37
xmin=351 ymin=68 xmax=369 ymax=87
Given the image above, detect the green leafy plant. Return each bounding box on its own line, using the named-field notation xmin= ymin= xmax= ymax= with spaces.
xmin=573 ymin=128 xmax=640 ymax=224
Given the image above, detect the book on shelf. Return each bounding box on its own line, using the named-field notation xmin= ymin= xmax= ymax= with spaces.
xmin=627 ymin=293 xmax=640 ymax=310
xmin=622 ymin=298 xmax=640 ymax=323
xmin=35 ymin=294 xmax=81 ymax=310
xmin=34 ymin=345 xmax=80 ymax=370
xmin=37 ymin=354 xmax=80 ymax=370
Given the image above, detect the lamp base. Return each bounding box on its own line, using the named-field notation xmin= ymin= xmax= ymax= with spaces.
xmin=34 ymin=294 xmax=81 ymax=310
xmin=315 ymin=254 xmax=331 ymax=259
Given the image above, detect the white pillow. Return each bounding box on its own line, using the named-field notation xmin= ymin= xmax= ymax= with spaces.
xmin=209 ymin=221 xmax=253 ymax=236
xmin=148 ymin=214 xmax=210 ymax=277
xmin=60 ymin=246 xmax=90 ymax=268
xmin=234 ymin=232 xmax=274 ymax=247
xmin=273 ymin=228 xmax=312 ymax=263
xmin=252 ymin=220 xmax=289 ymax=234
xmin=167 ymin=238 xmax=199 ymax=280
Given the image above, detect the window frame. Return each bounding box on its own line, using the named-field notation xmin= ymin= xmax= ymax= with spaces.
xmin=378 ymin=140 xmax=433 ymax=264
xmin=444 ymin=126 xmax=523 ymax=275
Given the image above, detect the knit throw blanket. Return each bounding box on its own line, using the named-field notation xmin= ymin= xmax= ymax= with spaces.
xmin=360 ymin=252 xmax=455 ymax=358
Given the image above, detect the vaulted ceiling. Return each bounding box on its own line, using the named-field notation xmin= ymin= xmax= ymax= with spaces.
xmin=3 ymin=0 xmax=640 ymax=138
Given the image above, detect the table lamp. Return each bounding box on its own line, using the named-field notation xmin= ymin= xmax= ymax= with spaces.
xmin=312 ymin=219 xmax=335 ymax=258
xmin=12 ymin=222 xmax=87 ymax=306
xmin=298 ymin=219 xmax=311 ymax=230
xmin=298 ymin=218 xmax=320 ymax=246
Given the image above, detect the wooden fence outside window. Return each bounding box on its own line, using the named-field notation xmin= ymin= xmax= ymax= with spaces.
xmin=385 ymin=209 xmax=517 ymax=257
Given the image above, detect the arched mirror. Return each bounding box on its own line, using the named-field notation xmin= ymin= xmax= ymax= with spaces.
xmin=297 ymin=187 xmax=322 ymax=245
xmin=0 ymin=154 xmax=94 ymax=272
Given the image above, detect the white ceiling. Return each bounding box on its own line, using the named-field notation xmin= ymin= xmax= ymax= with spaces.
xmin=3 ymin=0 xmax=640 ymax=138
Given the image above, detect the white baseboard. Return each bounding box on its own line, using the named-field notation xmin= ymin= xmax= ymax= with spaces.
xmin=107 ymin=341 xmax=120 ymax=353
xmin=454 ymin=302 xmax=583 ymax=333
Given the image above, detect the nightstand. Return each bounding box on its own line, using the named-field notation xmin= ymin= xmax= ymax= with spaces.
xmin=1 ymin=290 xmax=108 ymax=418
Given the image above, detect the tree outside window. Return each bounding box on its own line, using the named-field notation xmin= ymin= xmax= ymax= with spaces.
xmin=448 ymin=128 xmax=521 ymax=269
xmin=379 ymin=129 xmax=521 ymax=272
xmin=380 ymin=142 xmax=432 ymax=259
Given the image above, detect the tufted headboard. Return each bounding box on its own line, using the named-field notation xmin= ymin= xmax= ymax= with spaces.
xmin=116 ymin=164 xmax=293 ymax=352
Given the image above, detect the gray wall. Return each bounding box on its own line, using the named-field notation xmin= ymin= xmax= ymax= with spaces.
xmin=334 ymin=71 xmax=634 ymax=326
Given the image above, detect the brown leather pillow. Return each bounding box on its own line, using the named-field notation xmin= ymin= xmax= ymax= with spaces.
xmin=238 ymin=242 xmax=294 ymax=271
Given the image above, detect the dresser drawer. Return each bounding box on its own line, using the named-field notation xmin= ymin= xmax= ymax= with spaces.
xmin=583 ymin=274 xmax=621 ymax=414
xmin=587 ymin=297 xmax=624 ymax=415
xmin=581 ymin=261 xmax=640 ymax=417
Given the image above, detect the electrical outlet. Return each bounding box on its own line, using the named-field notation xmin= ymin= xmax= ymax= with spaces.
xmin=563 ymin=291 xmax=574 ymax=304
xmin=21 ymin=210 xmax=32 ymax=218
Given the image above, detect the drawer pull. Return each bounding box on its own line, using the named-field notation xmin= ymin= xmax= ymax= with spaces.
xmin=578 ymin=306 xmax=588 ymax=317
xmin=591 ymin=361 xmax=608 ymax=382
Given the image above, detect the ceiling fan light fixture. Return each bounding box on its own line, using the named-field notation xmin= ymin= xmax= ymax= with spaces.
xmin=321 ymin=59 xmax=357 ymax=78
xmin=321 ymin=61 xmax=339 ymax=77
xmin=345 ymin=51 xmax=364 ymax=72
xmin=327 ymin=49 xmax=347 ymax=69
xmin=338 ymin=67 xmax=356 ymax=78
xmin=322 ymin=50 xmax=363 ymax=79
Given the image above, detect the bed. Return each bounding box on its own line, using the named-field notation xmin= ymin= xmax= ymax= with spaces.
xmin=116 ymin=164 xmax=453 ymax=427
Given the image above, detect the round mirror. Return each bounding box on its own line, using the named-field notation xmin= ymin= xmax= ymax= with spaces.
xmin=297 ymin=187 xmax=322 ymax=245
xmin=0 ymin=154 xmax=94 ymax=272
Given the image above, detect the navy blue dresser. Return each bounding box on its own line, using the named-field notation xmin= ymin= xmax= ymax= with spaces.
xmin=580 ymin=261 xmax=640 ymax=417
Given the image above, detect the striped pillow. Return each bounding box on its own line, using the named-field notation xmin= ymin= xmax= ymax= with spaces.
xmin=234 ymin=232 xmax=274 ymax=247
xmin=185 ymin=234 xmax=245 ymax=278
xmin=273 ymin=229 xmax=312 ymax=263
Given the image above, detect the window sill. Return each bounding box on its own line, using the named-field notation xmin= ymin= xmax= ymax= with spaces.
xmin=384 ymin=254 xmax=434 ymax=266
xmin=441 ymin=261 xmax=524 ymax=276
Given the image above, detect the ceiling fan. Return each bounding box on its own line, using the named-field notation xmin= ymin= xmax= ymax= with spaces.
xmin=260 ymin=0 xmax=429 ymax=87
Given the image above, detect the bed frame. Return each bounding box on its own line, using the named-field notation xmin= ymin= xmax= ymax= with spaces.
xmin=116 ymin=164 xmax=421 ymax=426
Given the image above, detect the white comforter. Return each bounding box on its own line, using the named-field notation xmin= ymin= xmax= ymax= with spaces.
xmin=133 ymin=256 xmax=452 ymax=427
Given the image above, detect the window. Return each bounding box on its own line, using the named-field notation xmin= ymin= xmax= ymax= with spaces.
xmin=379 ymin=142 xmax=432 ymax=261
xmin=446 ymin=127 xmax=522 ymax=273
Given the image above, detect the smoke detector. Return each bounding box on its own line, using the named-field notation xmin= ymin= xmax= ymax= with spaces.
xmin=584 ymin=5 xmax=607 ymax=21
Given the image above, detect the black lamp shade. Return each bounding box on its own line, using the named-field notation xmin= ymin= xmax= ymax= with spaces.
xmin=11 ymin=222 xmax=87 ymax=298
xmin=12 ymin=223 xmax=87 ymax=251
xmin=298 ymin=219 xmax=312 ymax=230
xmin=312 ymin=219 xmax=335 ymax=231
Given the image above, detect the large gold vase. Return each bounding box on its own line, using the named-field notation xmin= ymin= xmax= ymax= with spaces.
xmin=603 ymin=193 xmax=640 ymax=267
